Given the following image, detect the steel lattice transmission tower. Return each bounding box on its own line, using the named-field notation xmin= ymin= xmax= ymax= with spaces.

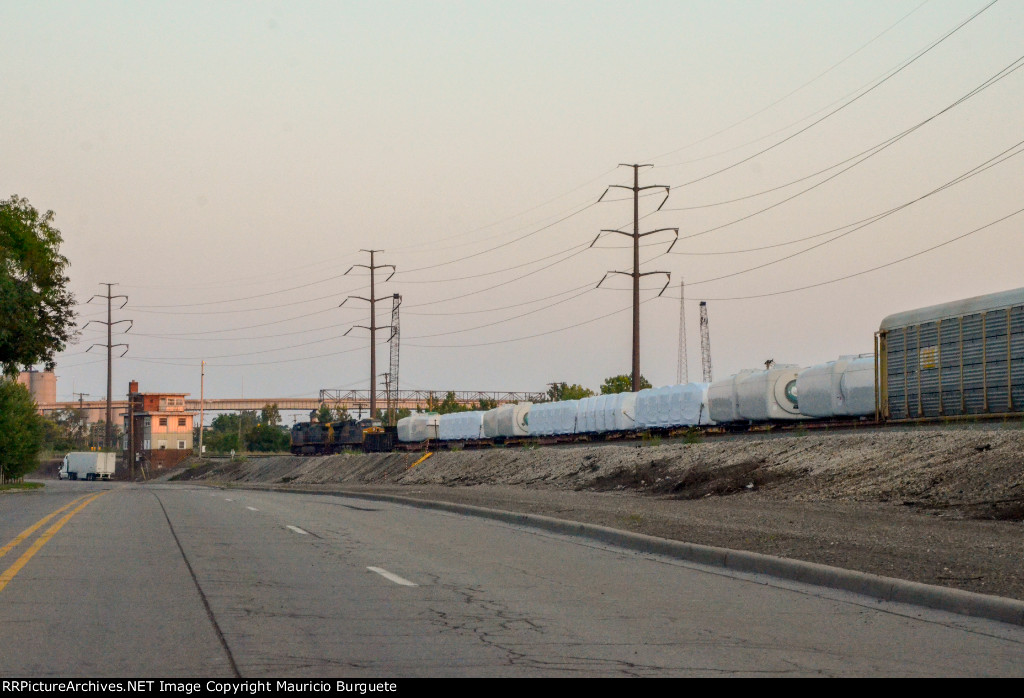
xmin=595 ymin=164 xmax=678 ymax=393
xmin=699 ymin=301 xmax=713 ymax=383
xmin=677 ymin=279 xmax=688 ymax=385
xmin=387 ymin=293 xmax=401 ymax=425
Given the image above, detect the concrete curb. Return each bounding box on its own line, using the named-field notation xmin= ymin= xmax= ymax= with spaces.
xmin=228 ymin=483 xmax=1024 ymax=628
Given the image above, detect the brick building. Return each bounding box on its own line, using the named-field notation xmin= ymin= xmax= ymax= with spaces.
xmin=123 ymin=380 xmax=194 ymax=472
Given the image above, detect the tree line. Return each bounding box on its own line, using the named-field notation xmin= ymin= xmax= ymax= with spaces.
xmin=1 ymin=196 xmax=76 ymax=482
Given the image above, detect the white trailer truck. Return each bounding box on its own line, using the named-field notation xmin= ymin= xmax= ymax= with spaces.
xmin=59 ymin=452 xmax=115 ymax=481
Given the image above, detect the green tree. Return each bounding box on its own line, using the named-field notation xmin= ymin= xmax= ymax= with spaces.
xmin=600 ymin=374 xmax=652 ymax=395
xmin=204 ymin=411 xmax=259 ymax=453
xmin=332 ymin=405 xmax=351 ymax=422
xmin=380 ymin=407 xmax=410 ymax=426
xmin=475 ymin=398 xmax=499 ymax=411
xmin=88 ymin=420 xmax=122 ymax=450
xmin=546 ymin=382 xmax=595 ymax=402
xmin=247 ymin=423 xmax=290 ymax=452
xmin=1 ymin=195 xmax=77 ymax=376
xmin=260 ymin=403 xmax=282 ymax=427
xmin=430 ymin=391 xmax=467 ymax=415
xmin=37 ymin=407 xmax=89 ymax=451
xmin=52 ymin=408 xmax=89 ymax=449
xmin=316 ymin=403 xmax=333 ymax=424
xmin=0 ymin=380 xmax=44 ymax=481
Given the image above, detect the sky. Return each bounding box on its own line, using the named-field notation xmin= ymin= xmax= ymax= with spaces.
xmin=3 ymin=0 xmax=1023 ymax=409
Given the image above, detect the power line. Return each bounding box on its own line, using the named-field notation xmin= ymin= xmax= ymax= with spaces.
xmin=406 ymin=297 xmax=658 ymax=350
xmin=672 ymin=133 xmax=1024 ymax=288
xmin=661 ymin=205 xmax=1024 ymax=302
xmin=668 ymin=0 xmax=999 ymax=191
xmin=132 ymin=282 xmax=368 ymax=311
xmin=646 ymin=0 xmax=933 ymax=163
xmin=393 ymin=200 xmax=598 ymax=276
xmin=658 ymin=50 xmax=1024 ymax=254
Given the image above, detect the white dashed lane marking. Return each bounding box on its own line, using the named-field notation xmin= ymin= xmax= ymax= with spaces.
xmin=367 ymin=567 xmax=418 ymax=587
xmin=246 ymin=507 xmax=259 ymax=511
xmin=286 ymin=525 xmax=309 ymax=535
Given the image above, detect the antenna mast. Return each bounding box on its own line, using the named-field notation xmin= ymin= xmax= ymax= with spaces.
xmin=677 ymin=279 xmax=687 ymax=384
xmin=387 ymin=293 xmax=401 ymax=425
xmin=699 ymin=301 xmax=712 ymax=383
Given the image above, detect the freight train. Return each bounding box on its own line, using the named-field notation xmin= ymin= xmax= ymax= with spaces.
xmin=292 ymin=286 xmax=1024 ymax=452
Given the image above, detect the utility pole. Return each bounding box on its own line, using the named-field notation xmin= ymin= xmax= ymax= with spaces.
xmin=341 ymin=250 xmax=395 ymax=422
xmin=595 ymin=164 xmax=677 ymax=393
xmin=677 ymin=279 xmax=688 ymax=385
xmin=700 ymin=301 xmax=713 ymax=383
xmin=85 ymin=283 xmax=131 ymax=449
xmin=199 ymin=361 xmax=205 ymax=459
xmin=127 ymin=384 xmax=134 ymax=479
xmin=72 ymin=392 xmax=89 ymax=448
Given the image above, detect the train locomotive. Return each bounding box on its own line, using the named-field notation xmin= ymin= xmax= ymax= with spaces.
xmin=290 ymin=418 xmax=396 ymax=454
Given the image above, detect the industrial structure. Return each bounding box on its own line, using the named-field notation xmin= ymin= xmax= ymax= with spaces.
xmin=122 ymin=380 xmax=195 ymax=475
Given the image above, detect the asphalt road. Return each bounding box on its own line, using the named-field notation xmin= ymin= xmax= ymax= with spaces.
xmin=1 ymin=480 xmax=1022 ymax=677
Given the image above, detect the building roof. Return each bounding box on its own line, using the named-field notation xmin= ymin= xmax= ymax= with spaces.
xmin=880 ymin=287 xmax=1024 ymax=331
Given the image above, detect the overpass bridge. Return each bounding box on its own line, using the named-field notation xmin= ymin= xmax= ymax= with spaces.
xmin=37 ymin=390 xmax=545 ymax=420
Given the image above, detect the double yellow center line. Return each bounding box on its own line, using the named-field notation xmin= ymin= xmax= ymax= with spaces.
xmin=0 ymin=491 xmax=109 ymax=594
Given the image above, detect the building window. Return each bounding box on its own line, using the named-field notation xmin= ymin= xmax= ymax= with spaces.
xmin=178 ymin=440 xmax=186 ymax=449
xmin=144 ymin=417 xmax=151 ymax=427
xmin=178 ymin=417 xmax=186 ymax=427
xmin=159 ymin=417 xmax=168 ymax=427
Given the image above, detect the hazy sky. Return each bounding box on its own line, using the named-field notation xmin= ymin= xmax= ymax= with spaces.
xmin=3 ymin=0 xmax=1023 ymax=408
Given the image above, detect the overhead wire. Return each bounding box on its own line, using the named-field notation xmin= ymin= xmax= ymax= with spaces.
xmin=406 ymin=297 xmax=657 ymax=349
xmin=668 ymin=0 xmax=999 ymax=190
xmin=662 ymin=205 xmax=1024 ymax=301
xmin=393 ymin=200 xmax=598 ymax=277
xmin=668 ymin=135 xmax=1024 ymax=258
xmin=646 ymin=0 xmax=933 ymax=163
xmin=665 ymin=50 xmax=1024 ymax=246
xmin=126 ymin=339 xmax=390 ymax=368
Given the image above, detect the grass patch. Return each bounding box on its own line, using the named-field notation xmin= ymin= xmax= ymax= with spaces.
xmin=641 ymin=434 xmax=662 ymax=447
xmin=0 ymin=482 xmax=44 ymax=492
xmin=682 ymin=428 xmax=703 ymax=445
